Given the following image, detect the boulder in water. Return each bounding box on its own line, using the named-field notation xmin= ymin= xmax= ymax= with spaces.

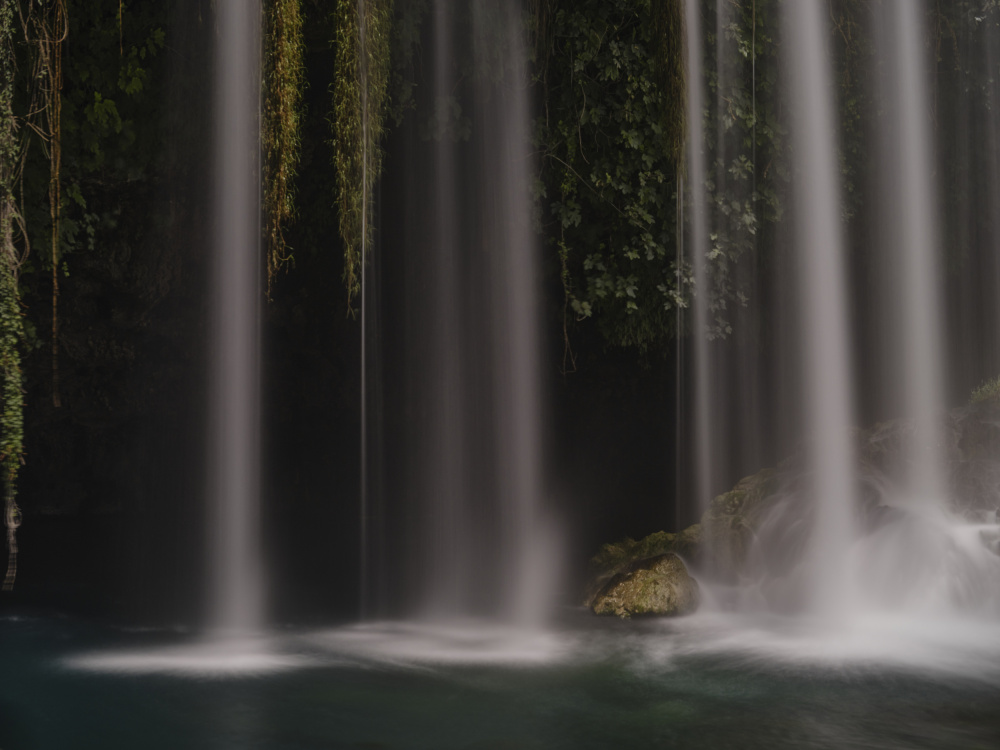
xmin=585 ymin=524 xmax=701 ymax=604
xmin=588 ymin=553 xmax=700 ymax=618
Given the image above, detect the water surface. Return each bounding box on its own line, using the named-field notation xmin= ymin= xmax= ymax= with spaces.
xmin=3 ymin=613 xmax=999 ymax=749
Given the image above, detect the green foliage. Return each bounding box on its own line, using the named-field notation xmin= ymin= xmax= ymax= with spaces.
xmin=533 ymin=0 xmax=689 ymax=352
xmin=701 ymin=0 xmax=786 ymax=339
xmin=331 ymin=0 xmax=392 ymax=311
xmin=264 ymin=0 xmax=305 ymax=295
xmin=385 ymin=0 xmax=425 ymax=127
xmin=971 ymin=376 xmax=1000 ymax=405
xmin=60 ymin=2 xmax=164 ymax=174
xmin=0 ymin=0 xmax=23 ymax=590
xmin=18 ymin=0 xmax=167 ymax=282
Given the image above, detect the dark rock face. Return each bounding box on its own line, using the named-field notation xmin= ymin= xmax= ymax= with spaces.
xmin=588 ymin=553 xmax=700 ymax=618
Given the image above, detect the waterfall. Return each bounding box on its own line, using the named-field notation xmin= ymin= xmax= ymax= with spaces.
xmin=208 ymin=0 xmax=263 ymax=632
xmin=846 ymin=0 xmax=997 ymax=617
xmin=780 ymin=0 xmax=858 ymax=616
xmin=389 ymin=0 xmax=559 ymax=626
xmin=472 ymin=1 xmax=556 ymax=627
xmin=419 ymin=0 xmax=468 ymax=617
xmin=884 ymin=0 xmax=947 ymax=511
xmin=700 ymin=0 xmax=1000 ymax=622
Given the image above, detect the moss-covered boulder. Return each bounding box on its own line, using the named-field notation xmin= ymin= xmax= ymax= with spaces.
xmin=588 ymin=553 xmax=699 ymax=618
xmin=585 ymin=524 xmax=702 ymax=604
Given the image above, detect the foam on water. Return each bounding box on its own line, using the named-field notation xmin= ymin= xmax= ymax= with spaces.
xmin=303 ymin=620 xmax=574 ymax=667
xmin=63 ymin=636 xmax=309 ymax=677
xmin=656 ymin=611 xmax=1000 ymax=684
xmin=60 ymin=599 xmax=1000 ymax=682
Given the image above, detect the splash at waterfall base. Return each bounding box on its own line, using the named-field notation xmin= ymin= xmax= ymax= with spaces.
xmin=5 ymin=606 xmax=1000 ymax=748
xmin=590 ymin=398 xmax=1000 ymax=629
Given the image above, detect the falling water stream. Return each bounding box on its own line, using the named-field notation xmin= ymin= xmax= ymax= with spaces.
xmin=688 ymin=0 xmax=1000 ymax=632
xmin=684 ymin=0 xmax=713 ymax=520
xmin=207 ymin=0 xmax=264 ymax=633
xmin=421 ymin=0 xmax=467 ymax=618
xmin=389 ymin=0 xmax=559 ymax=627
xmin=888 ymin=0 xmax=947 ymax=510
xmin=778 ymin=0 xmax=858 ymax=616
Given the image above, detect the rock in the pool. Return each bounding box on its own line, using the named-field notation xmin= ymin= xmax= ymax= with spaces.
xmin=589 ymin=553 xmax=700 ymax=618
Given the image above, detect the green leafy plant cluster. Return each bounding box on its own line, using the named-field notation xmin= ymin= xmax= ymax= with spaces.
xmin=531 ymin=0 xmax=787 ymax=353
xmin=533 ymin=0 xmax=688 ymax=353
xmin=702 ymin=0 xmax=786 ymax=339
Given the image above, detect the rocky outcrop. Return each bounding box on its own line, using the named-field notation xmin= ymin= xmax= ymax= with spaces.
xmin=588 ymin=553 xmax=700 ymax=618
xmin=587 ymin=400 xmax=1000 ymax=615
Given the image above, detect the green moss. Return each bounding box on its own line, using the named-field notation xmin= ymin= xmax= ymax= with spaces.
xmin=970 ymin=376 xmax=1000 ymax=405
xmin=590 ymin=554 xmax=700 ymax=618
xmin=332 ymin=0 xmax=393 ymax=311
xmin=263 ymin=0 xmax=305 ymax=295
xmin=0 ymin=0 xmax=24 ymax=591
xmin=590 ymin=524 xmax=701 ymax=575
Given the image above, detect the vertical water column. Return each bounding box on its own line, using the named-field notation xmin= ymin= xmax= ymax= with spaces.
xmin=208 ymin=0 xmax=263 ymax=632
xmin=890 ymin=0 xmax=947 ymax=511
xmin=421 ymin=0 xmax=468 ymax=618
xmin=474 ymin=1 xmax=555 ymax=627
xmin=684 ymin=0 xmax=714 ymax=517
xmin=710 ymin=0 xmax=764 ymax=490
xmin=781 ymin=0 xmax=857 ymax=616
xmin=980 ymin=10 xmax=1000 ymax=381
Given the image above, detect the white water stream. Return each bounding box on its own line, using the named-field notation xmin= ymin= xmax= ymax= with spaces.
xmin=208 ymin=0 xmax=263 ymax=633
xmin=681 ymin=0 xmax=1000 ymax=638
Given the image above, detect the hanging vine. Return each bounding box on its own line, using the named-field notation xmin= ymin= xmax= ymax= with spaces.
xmin=332 ymin=0 xmax=392 ymax=312
xmin=0 ymin=0 xmax=26 ymax=592
xmin=30 ymin=0 xmax=66 ymax=408
xmin=263 ymin=0 xmax=304 ymax=297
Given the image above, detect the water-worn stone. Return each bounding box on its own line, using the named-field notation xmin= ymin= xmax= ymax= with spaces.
xmin=585 ymin=524 xmax=702 ymax=604
xmin=589 ymin=553 xmax=700 ymax=618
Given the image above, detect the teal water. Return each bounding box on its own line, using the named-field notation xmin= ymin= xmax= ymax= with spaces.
xmin=2 ymin=614 xmax=999 ymax=749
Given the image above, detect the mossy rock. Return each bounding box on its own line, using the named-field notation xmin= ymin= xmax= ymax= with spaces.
xmin=590 ymin=524 xmax=701 ymax=573
xmin=589 ymin=553 xmax=700 ymax=618
xmin=586 ymin=524 xmax=701 ymax=603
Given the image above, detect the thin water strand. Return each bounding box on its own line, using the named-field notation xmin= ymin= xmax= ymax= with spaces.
xmin=684 ymin=0 xmax=713 ymax=517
